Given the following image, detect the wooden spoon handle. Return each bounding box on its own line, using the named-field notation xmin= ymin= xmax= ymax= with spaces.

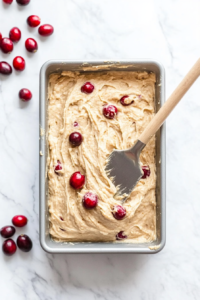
xmin=139 ymin=58 xmax=200 ymax=145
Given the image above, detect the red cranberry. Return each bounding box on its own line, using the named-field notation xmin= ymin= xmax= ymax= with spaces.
xmin=12 ymin=215 xmax=28 ymax=227
xmin=0 ymin=226 xmax=15 ymax=238
xmin=113 ymin=205 xmax=126 ymax=220
xmin=17 ymin=234 xmax=32 ymax=252
xmin=116 ymin=231 xmax=127 ymax=240
xmin=38 ymin=24 xmax=54 ymax=36
xmin=81 ymin=82 xmax=94 ymax=94
xmin=82 ymin=192 xmax=98 ymax=209
xmin=0 ymin=38 xmax=13 ymax=53
xmin=120 ymin=95 xmax=134 ymax=106
xmin=0 ymin=33 xmax=2 ymax=40
xmin=25 ymin=38 xmax=38 ymax=53
xmin=19 ymin=88 xmax=32 ymax=101
xmin=16 ymin=0 xmax=30 ymax=5
xmin=141 ymin=165 xmax=150 ymax=179
xmin=103 ymin=104 xmax=118 ymax=119
xmin=70 ymin=172 xmax=85 ymax=189
xmin=0 ymin=61 xmax=12 ymax=75
xmin=2 ymin=239 xmax=17 ymax=256
xmin=13 ymin=56 xmax=25 ymax=71
xmin=69 ymin=132 xmax=83 ymax=146
xmin=27 ymin=15 xmax=41 ymax=27
xmin=54 ymin=160 xmax=62 ymax=174
xmin=9 ymin=27 xmax=21 ymax=42
xmin=74 ymin=121 xmax=78 ymax=127
xmin=3 ymin=0 xmax=13 ymax=4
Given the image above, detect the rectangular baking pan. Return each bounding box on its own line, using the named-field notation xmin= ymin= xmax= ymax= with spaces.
xmin=39 ymin=60 xmax=166 ymax=253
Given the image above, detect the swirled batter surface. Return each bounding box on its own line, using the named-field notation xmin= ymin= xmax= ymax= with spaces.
xmin=48 ymin=70 xmax=156 ymax=243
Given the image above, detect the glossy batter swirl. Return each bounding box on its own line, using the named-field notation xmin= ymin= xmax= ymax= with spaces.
xmin=48 ymin=70 xmax=156 ymax=243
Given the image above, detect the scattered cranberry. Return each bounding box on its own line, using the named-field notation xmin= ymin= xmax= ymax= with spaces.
xmin=0 ymin=38 xmax=13 ymax=53
xmin=12 ymin=215 xmax=28 ymax=227
xmin=120 ymin=95 xmax=134 ymax=106
xmin=27 ymin=15 xmax=41 ymax=27
xmin=103 ymin=104 xmax=118 ymax=119
xmin=38 ymin=24 xmax=54 ymax=36
xmin=17 ymin=234 xmax=32 ymax=252
xmin=0 ymin=61 xmax=12 ymax=75
xmin=3 ymin=0 xmax=13 ymax=4
xmin=54 ymin=160 xmax=62 ymax=174
xmin=25 ymin=38 xmax=38 ymax=53
xmin=141 ymin=165 xmax=150 ymax=179
xmin=0 ymin=226 xmax=15 ymax=238
xmin=2 ymin=239 xmax=17 ymax=256
xmin=81 ymin=82 xmax=94 ymax=94
xmin=9 ymin=27 xmax=21 ymax=42
xmin=60 ymin=217 xmax=64 ymax=221
xmin=0 ymin=33 xmax=2 ymax=40
xmin=82 ymin=192 xmax=98 ymax=209
xmin=74 ymin=121 xmax=78 ymax=127
xmin=113 ymin=205 xmax=126 ymax=220
xmin=70 ymin=172 xmax=85 ymax=189
xmin=16 ymin=0 xmax=30 ymax=5
xmin=19 ymin=88 xmax=32 ymax=101
xmin=69 ymin=132 xmax=83 ymax=146
xmin=13 ymin=56 xmax=25 ymax=71
xmin=116 ymin=231 xmax=127 ymax=240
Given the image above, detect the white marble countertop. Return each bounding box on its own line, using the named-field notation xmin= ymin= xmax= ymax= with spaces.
xmin=1 ymin=0 xmax=200 ymax=299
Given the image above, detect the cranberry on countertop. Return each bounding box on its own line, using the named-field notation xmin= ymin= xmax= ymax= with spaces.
xmin=82 ymin=192 xmax=98 ymax=209
xmin=112 ymin=205 xmax=126 ymax=220
xmin=103 ymin=104 xmax=118 ymax=119
xmin=3 ymin=0 xmax=13 ymax=4
xmin=12 ymin=215 xmax=28 ymax=227
xmin=16 ymin=0 xmax=30 ymax=5
xmin=54 ymin=160 xmax=62 ymax=174
xmin=73 ymin=121 xmax=79 ymax=127
xmin=27 ymin=15 xmax=41 ymax=27
xmin=0 ymin=38 xmax=13 ymax=53
xmin=69 ymin=132 xmax=83 ymax=147
xmin=120 ymin=95 xmax=134 ymax=106
xmin=17 ymin=234 xmax=32 ymax=252
xmin=0 ymin=61 xmax=12 ymax=75
xmin=25 ymin=38 xmax=38 ymax=53
xmin=70 ymin=172 xmax=85 ymax=189
xmin=9 ymin=27 xmax=21 ymax=42
xmin=81 ymin=82 xmax=94 ymax=94
xmin=141 ymin=165 xmax=151 ymax=179
xmin=116 ymin=231 xmax=127 ymax=240
xmin=2 ymin=239 xmax=17 ymax=256
xmin=0 ymin=226 xmax=15 ymax=238
xmin=38 ymin=24 xmax=54 ymax=36
xmin=19 ymin=88 xmax=32 ymax=101
xmin=0 ymin=33 xmax=2 ymax=40
xmin=13 ymin=56 xmax=25 ymax=71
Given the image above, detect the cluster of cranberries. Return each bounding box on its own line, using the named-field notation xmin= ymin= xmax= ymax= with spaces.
xmin=80 ymin=82 xmax=137 ymax=120
xmin=1 ymin=215 xmax=32 ymax=256
xmin=53 ymin=82 xmax=151 ymax=240
xmin=0 ymin=1 xmax=54 ymax=102
xmin=3 ymin=0 xmax=31 ymax=5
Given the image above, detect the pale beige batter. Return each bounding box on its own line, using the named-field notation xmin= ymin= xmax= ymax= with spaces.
xmin=48 ymin=70 xmax=156 ymax=243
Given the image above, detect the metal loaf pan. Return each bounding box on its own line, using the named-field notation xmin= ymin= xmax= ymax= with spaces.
xmin=39 ymin=60 xmax=166 ymax=254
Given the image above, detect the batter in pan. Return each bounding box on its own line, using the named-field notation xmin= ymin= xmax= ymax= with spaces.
xmin=48 ymin=70 xmax=156 ymax=243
